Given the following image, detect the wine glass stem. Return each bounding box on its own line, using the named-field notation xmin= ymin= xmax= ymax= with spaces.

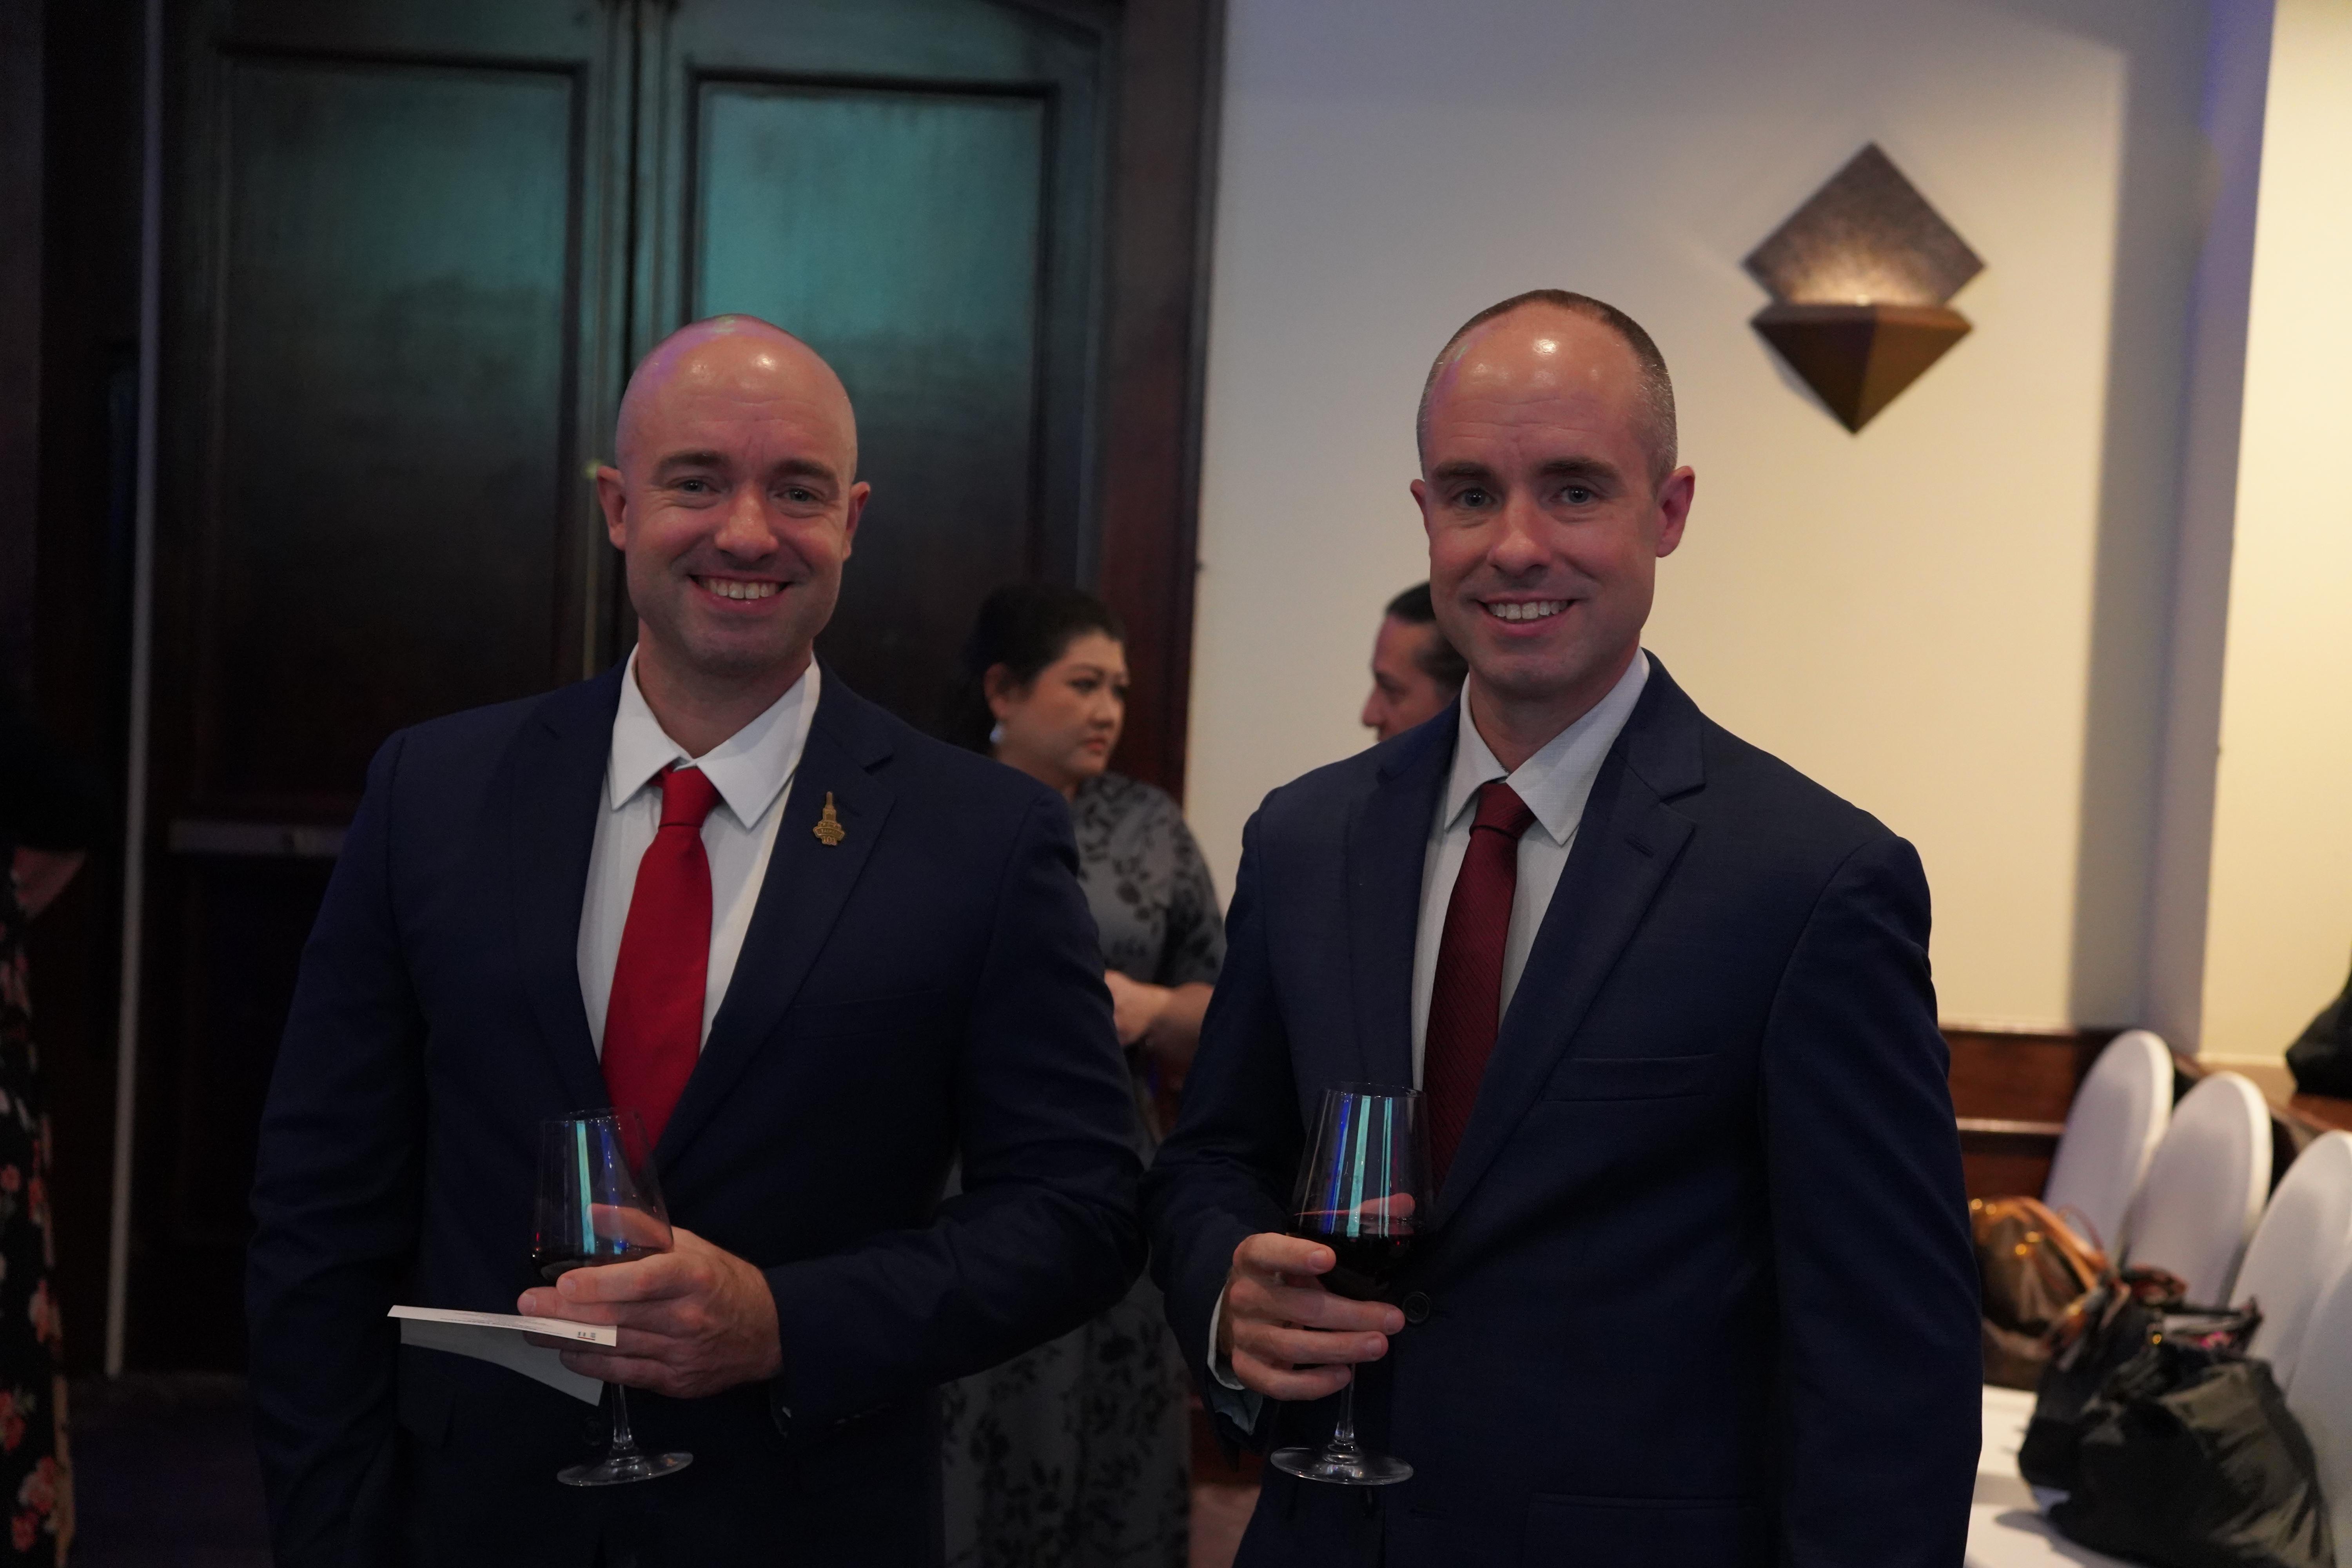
xmin=1328 ymin=1374 xmax=1362 ymax=1458
xmin=607 ymin=1383 xmax=642 ymax=1457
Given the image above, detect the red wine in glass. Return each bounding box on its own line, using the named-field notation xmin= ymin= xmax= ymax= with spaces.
xmin=1272 ymin=1085 xmax=1431 ymax=1489
xmin=1308 ymin=1231 xmax=1420 ymax=1302
xmin=529 ymin=1243 xmax=662 ymax=1284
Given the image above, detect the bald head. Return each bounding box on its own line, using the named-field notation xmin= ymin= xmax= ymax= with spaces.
xmin=615 ymin=314 xmax=858 ymax=480
xmin=1418 ymin=291 xmax=1676 ymax=489
xmin=1408 ymin=290 xmax=1695 ymax=766
xmin=595 ymin=314 xmax=871 ymax=743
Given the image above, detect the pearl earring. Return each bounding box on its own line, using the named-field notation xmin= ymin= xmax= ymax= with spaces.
xmin=988 ymin=722 xmax=1005 ymax=748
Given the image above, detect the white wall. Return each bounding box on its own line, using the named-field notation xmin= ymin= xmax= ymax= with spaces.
xmin=1186 ymin=0 xmax=2211 ymax=1029
xmin=2198 ymin=0 xmax=2352 ymax=1062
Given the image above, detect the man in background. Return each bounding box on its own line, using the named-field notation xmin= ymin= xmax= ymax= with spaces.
xmin=1360 ymin=582 xmax=1466 ymax=742
xmin=248 ymin=316 xmax=1142 ymax=1565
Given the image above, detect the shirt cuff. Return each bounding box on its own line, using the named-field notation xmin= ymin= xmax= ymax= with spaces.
xmin=1204 ymin=1289 xmax=1265 ymax=1431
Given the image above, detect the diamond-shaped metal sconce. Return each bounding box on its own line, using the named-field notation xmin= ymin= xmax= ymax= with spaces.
xmin=1745 ymin=144 xmax=1984 ymax=432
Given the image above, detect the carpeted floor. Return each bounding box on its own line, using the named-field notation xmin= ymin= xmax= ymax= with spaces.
xmin=1189 ymin=1482 xmax=1257 ymax=1568
xmin=65 ymin=1374 xmax=1257 ymax=1566
xmin=71 ymin=1375 xmax=270 ymax=1567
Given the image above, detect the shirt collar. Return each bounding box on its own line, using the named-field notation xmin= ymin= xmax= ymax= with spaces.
xmin=1441 ymin=651 xmax=1651 ymax=846
xmin=606 ymin=649 xmax=821 ymax=829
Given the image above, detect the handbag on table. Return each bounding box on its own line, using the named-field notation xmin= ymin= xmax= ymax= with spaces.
xmin=1971 ymin=1195 xmax=2108 ymax=1389
xmin=2020 ymin=1274 xmax=2332 ymax=1568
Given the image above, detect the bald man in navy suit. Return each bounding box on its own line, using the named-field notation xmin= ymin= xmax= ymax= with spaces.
xmin=248 ymin=318 xmax=1142 ymax=1565
xmin=1147 ymin=290 xmax=1980 ymax=1567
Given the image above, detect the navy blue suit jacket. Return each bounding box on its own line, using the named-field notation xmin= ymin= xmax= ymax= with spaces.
xmin=1145 ymin=658 xmax=1979 ymax=1567
xmin=247 ymin=665 xmax=1143 ymax=1566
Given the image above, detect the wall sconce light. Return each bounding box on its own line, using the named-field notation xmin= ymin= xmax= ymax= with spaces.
xmin=1744 ymin=144 xmax=1983 ymax=432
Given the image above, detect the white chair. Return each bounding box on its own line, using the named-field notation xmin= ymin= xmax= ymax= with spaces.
xmin=2042 ymin=1030 xmax=2173 ymax=1256
xmin=2283 ymin=1249 xmax=2352 ymax=1566
xmin=2123 ymin=1072 xmax=2272 ymax=1303
xmin=2236 ymin=1131 xmax=2352 ymax=1390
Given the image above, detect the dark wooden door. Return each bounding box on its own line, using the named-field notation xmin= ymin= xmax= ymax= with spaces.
xmin=137 ymin=0 xmax=633 ymax=1368
xmin=131 ymin=0 xmax=1207 ymax=1370
xmin=637 ymin=0 xmax=1111 ymax=720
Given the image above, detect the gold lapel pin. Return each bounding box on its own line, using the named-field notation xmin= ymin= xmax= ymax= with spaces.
xmin=813 ymin=791 xmax=846 ymax=847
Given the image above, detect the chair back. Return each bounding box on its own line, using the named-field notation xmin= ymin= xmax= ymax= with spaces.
xmin=2043 ymin=1029 xmax=2174 ymax=1252
xmin=2238 ymin=1131 xmax=2352 ymax=1390
xmin=2283 ymin=1248 xmax=2352 ymax=1565
xmin=2123 ymin=1071 xmax=2271 ymax=1302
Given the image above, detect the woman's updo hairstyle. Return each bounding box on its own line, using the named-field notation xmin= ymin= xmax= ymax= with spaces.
xmin=943 ymin=582 xmax=1126 ymax=753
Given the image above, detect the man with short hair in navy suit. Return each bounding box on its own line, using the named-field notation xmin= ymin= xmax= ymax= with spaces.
xmin=1146 ymin=290 xmax=1980 ymax=1566
xmin=247 ymin=316 xmax=1143 ymax=1565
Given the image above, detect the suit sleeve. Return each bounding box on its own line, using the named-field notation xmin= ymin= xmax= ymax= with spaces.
xmin=760 ymin=791 xmax=1143 ymax=1425
xmin=1761 ymin=833 xmax=1980 ymax=1568
xmin=245 ymin=733 xmax=428 ymax=1566
xmin=1143 ymin=808 xmax=1300 ymax=1449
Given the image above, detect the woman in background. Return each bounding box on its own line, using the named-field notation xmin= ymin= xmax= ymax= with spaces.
xmin=0 ymin=690 xmax=99 ymax=1564
xmin=938 ymin=583 xmax=1223 ymax=1568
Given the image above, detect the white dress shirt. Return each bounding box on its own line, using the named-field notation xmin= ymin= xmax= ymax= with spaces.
xmin=576 ymin=652 xmax=820 ymax=1054
xmin=1408 ymin=651 xmax=1650 ymax=1083
xmin=1207 ymin=652 xmax=1650 ymax=1404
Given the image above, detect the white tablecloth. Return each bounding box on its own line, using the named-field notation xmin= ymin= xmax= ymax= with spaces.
xmin=1967 ymin=1385 xmax=2131 ymax=1567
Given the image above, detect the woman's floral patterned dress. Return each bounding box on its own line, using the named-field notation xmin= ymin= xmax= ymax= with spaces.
xmin=940 ymin=774 xmax=1227 ymax=1568
xmin=0 ymin=872 xmax=70 ymax=1563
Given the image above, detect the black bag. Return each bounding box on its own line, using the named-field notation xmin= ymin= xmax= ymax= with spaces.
xmin=2047 ymin=1338 xmax=2334 ymax=1568
xmin=2288 ymin=956 xmax=2352 ymax=1098
xmin=2019 ymin=1268 xmax=2206 ymax=1491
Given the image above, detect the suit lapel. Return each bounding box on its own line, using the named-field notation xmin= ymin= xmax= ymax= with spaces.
xmin=508 ymin=668 xmax=625 ymax=1113
xmin=654 ymin=675 xmax=896 ymax=1170
xmin=1433 ymin=663 xmax=1705 ymax=1227
xmin=1343 ymin=722 xmax=1452 ymax=1090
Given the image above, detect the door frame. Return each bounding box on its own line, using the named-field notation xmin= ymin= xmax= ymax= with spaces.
xmin=1089 ymin=0 xmax=1221 ymax=800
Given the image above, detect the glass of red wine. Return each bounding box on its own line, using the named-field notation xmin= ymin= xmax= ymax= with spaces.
xmin=1270 ymin=1084 xmax=1429 ymax=1488
xmin=530 ymin=1109 xmax=693 ymax=1487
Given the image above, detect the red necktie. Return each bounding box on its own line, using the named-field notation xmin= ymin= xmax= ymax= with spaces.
xmin=601 ymin=764 xmax=722 ymax=1147
xmin=1425 ymin=780 xmax=1535 ymax=1187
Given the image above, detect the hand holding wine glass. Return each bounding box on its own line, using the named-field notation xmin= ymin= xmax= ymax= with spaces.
xmin=1261 ymin=1085 xmax=1432 ymax=1487
xmin=1217 ymin=1234 xmax=1403 ymax=1403
xmin=524 ymin=1109 xmax=693 ymax=1487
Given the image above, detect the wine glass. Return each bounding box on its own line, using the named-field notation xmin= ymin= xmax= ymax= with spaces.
xmin=1269 ymin=1084 xmax=1430 ymax=1488
xmin=530 ymin=1109 xmax=693 ymax=1487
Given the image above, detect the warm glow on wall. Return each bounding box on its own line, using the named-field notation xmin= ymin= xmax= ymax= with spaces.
xmin=1744 ymin=144 xmax=1984 ymax=432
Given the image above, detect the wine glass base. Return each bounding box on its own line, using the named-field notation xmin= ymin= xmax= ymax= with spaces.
xmin=557 ymin=1449 xmax=694 ymax=1488
xmin=1269 ymin=1445 xmax=1413 ymax=1487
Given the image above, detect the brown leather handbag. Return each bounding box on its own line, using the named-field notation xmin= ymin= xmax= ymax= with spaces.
xmin=1971 ymin=1196 xmax=2110 ymax=1388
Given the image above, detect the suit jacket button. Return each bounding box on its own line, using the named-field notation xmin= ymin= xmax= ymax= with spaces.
xmin=1401 ymin=1291 xmax=1432 ymax=1325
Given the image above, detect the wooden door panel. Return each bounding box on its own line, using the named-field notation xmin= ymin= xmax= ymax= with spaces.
xmin=137 ymin=0 xmax=626 ymax=1369
xmin=694 ymin=82 xmax=1051 ymax=720
xmin=149 ymin=860 xmax=334 ymax=1361
xmin=204 ymin=56 xmax=580 ymax=806
xmin=640 ymin=0 xmax=1111 ymax=728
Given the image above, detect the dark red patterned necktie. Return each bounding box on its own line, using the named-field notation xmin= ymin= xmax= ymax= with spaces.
xmin=1425 ymin=780 xmax=1535 ymax=1187
xmin=601 ymin=764 xmax=722 ymax=1147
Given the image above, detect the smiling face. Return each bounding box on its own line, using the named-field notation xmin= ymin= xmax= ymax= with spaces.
xmin=987 ymin=631 xmax=1128 ymax=797
xmin=596 ymin=319 xmax=870 ymax=702
xmin=1411 ymin=305 xmax=1694 ymax=755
